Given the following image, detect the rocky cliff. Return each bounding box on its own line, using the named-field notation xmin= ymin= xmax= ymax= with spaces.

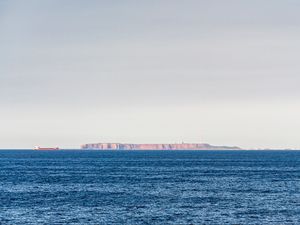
xmin=81 ymin=143 xmax=241 ymax=150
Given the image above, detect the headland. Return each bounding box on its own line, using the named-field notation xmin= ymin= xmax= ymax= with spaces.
xmin=81 ymin=142 xmax=241 ymax=150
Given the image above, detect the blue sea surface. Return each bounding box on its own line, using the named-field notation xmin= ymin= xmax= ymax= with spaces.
xmin=0 ymin=150 xmax=299 ymax=224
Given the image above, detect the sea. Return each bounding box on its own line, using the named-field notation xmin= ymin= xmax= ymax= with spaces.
xmin=0 ymin=150 xmax=299 ymax=225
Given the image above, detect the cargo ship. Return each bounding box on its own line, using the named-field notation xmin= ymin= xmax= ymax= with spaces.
xmin=34 ymin=146 xmax=60 ymax=150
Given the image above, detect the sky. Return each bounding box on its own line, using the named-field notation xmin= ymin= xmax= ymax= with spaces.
xmin=1 ymin=0 xmax=300 ymax=149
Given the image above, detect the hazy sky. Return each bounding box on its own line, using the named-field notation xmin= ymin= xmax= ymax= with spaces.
xmin=1 ymin=0 xmax=300 ymax=149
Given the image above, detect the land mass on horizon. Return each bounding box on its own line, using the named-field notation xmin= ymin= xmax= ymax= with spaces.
xmin=81 ymin=142 xmax=241 ymax=150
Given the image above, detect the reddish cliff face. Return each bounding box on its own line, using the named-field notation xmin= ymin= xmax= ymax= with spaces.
xmin=81 ymin=143 xmax=241 ymax=150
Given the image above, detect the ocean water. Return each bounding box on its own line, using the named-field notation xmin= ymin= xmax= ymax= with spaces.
xmin=0 ymin=150 xmax=299 ymax=225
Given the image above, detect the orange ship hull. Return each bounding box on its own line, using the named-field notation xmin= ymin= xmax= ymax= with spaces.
xmin=34 ymin=147 xmax=60 ymax=150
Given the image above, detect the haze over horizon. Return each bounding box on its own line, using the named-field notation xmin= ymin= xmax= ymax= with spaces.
xmin=1 ymin=0 xmax=300 ymax=149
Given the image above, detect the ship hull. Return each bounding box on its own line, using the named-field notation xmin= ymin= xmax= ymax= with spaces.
xmin=34 ymin=147 xmax=60 ymax=150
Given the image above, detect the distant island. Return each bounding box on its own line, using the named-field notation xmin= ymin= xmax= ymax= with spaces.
xmin=81 ymin=142 xmax=241 ymax=150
